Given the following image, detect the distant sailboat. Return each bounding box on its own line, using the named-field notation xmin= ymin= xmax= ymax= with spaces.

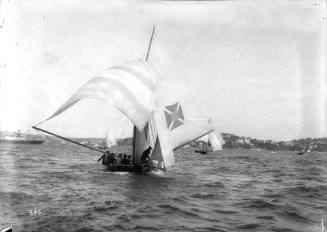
xmin=33 ymin=26 xmax=220 ymax=172
xmin=105 ymin=130 xmax=116 ymax=149
xmin=97 ymin=129 xmax=116 ymax=149
xmin=297 ymin=145 xmax=312 ymax=155
xmin=195 ymin=119 xmax=224 ymax=154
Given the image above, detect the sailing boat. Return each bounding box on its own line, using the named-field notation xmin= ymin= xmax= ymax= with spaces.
xmin=297 ymin=145 xmax=312 ymax=155
xmin=105 ymin=130 xmax=116 ymax=148
xmin=194 ymin=120 xmax=224 ymax=154
xmin=98 ymin=129 xmax=116 ymax=149
xmin=33 ymin=26 xmax=219 ymax=172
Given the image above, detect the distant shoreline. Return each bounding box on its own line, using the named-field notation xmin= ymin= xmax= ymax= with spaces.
xmin=1 ymin=131 xmax=327 ymax=152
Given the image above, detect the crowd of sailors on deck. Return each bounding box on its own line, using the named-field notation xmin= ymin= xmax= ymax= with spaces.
xmin=97 ymin=151 xmax=132 ymax=166
xmin=97 ymin=146 xmax=152 ymax=166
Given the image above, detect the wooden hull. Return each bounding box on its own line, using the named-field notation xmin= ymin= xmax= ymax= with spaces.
xmin=0 ymin=139 xmax=44 ymax=145
xmin=105 ymin=164 xmax=152 ymax=172
xmin=195 ymin=150 xmax=208 ymax=154
xmin=297 ymin=152 xmax=309 ymax=155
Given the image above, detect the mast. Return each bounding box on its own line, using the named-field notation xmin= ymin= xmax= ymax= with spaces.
xmin=132 ymin=26 xmax=156 ymax=162
xmin=145 ymin=26 xmax=155 ymax=62
xmin=132 ymin=126 xmax=136 ymax=163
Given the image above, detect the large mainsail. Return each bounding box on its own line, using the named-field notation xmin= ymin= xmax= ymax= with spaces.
xmin=42 ymin=61 xmax=158 ymax=131
xmin=39 ymin=60 xmax=164 ymax=165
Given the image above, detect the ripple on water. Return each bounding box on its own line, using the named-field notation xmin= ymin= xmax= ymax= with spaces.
xmin=191 ymin=192 xmax=217 ymax=200
xmin=202 ymin=181 xmax=225 ymax=188
xmin=237 ymin=223 xmax=262 ymax=230
xmin=285 ymin=185 xmax=327 ymax=198
xmin=237 ymin=199 xmax=279 ymax=210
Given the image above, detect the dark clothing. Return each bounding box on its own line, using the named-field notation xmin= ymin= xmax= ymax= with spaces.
xmin=98 ymin=152 xmax=116 ymax=165
xmin=120 ymin=154 xmax=130 ymax=165
xmin=121 ymin=158 xmax=130 ymax=165
xmin=140 ymin=147 xmax=152 ymax=163
xmin=108 ymin=153 xmax=116 ymax=165
xmin=97 ymin=154 xmax=106 ymax=165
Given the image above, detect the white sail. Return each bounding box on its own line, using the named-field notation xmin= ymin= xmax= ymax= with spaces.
xmin=43 ymin=61 xmax=157 ymax=131
xmin=133 ymin=104 xmax=175 ymax=170
xmin=207 ymin=131 xmax=223 ymax=151
xmin=151 ymin=107 xmax=175 ymax=168
xmin=133 ymin=122 xmax=157 ymax=165
xmin=207 ymin=118 xmax=224 ymax=151
xmin=162 ymin=102 xmax=213 ymax=150
xmin=105 ymin=130 xmax=116 ymax=148
xmin=133 ymin=101 xmax=213 ymax=170
xmin=133 ymin=101 xmax=214 ymax=169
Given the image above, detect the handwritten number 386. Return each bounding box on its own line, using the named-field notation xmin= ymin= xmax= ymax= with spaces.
xmin=29 ymin=209 xmax=41 ymax=216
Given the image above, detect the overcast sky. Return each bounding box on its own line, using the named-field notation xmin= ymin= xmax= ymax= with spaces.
xmin=1 ymin=0 xmax=326 ymax=140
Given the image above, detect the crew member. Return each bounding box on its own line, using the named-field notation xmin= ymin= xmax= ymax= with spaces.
xmin=97 ymin=151 xmax=111 ymax=165
xmin=127 ymin=155 xmax=132 ymax=165
xmin=121 ymin=154 xmax=129 ymax=165
xmin=97 ymin=153 xmax=106 ymax=164
xmin=108 ymin=152 xmax=117 ymax=165
xmin=116 ymin=153 xmax=123 ymax=165
xmin=140 ymin=146 xmax=152 ymax=164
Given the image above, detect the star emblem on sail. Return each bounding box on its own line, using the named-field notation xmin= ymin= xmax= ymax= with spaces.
xmin=43 ymin=61 xmax=157 ymax=131
xmin=163 ymin=102 xmax=184 ymax=130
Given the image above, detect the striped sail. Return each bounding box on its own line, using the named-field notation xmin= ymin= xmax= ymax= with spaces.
xmin=44 ymin=61 xmax=157 ymax=131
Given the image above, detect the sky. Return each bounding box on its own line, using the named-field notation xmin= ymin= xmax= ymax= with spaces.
xmin=0 ymin=0 xmax=326 ymax=140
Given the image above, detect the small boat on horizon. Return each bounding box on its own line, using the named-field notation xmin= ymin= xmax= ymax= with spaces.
xmin=297 ymin=146 xmax=312 ymax=155
xmin=0 ymin=130 xmax=44 ymax=145
xmin=195 ymin=120 xmax=224 ymax=154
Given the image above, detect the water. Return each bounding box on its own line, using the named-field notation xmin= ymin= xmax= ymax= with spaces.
xmin=0 ymin=142 xmax=326 ymax=232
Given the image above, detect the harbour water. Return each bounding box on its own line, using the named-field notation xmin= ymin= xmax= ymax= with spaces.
xmin=0 ymin=142 xmax=326 ymax=231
